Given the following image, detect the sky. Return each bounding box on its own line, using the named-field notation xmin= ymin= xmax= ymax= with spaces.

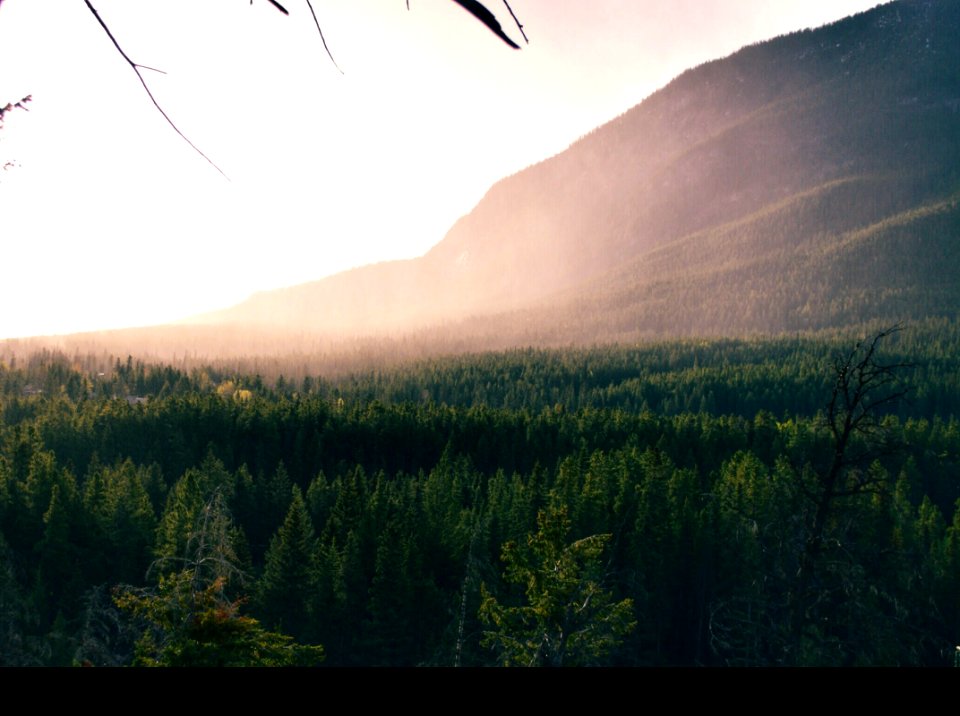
xmin=0 ymin=0 xmax=883 ymax=339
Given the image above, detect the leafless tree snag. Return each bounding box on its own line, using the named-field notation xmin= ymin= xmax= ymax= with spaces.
xmin=789 ymin=323 xmax=912 ymax=660
xmin=807 ymin=323 xmax=911 ymax=552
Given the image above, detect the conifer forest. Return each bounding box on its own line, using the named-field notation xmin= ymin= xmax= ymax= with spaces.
xmin=2 ymin=321 xmax=960 ymax=666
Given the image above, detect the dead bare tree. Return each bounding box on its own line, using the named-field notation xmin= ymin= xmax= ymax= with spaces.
xmin=805 ymin=324 xmax=911 ymax=561
xmin=789 ymin=323 xmax=912 ymax=662
xmin=708 ymin=325 xmax=915 ymax=665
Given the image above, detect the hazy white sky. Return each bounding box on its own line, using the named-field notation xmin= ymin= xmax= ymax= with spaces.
xmin=0 ymin=0 xmax=882 ymax=339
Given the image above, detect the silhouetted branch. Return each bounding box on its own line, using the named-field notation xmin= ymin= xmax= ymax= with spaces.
xmin=452 ymin=0 xmax=521 ymax=49
xmin=1 ymin=95 xmax=33 ymax=172
xmin=265 ymin=0 xmax=289 ymax=15
xmin=502 ymin=1 xmax=528 ymax=44
xmin=0 ymin=95 xmax=31 ymax=128
xmin=135 ymin=64 xmax=167 ymax=76
xmin=83 ymin=0 xmax=227 ymax=178
xmin=305 ymin=0 xmax=343 ymax=74
xmin=796 ymin=323 xmax=911 ymax=614
xmin=827 ymin=324 xmax=911 ymax=446
xmin=81 ymin=0 xmax=522 ymax=178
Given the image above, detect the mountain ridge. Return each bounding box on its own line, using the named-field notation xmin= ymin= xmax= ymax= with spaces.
xmin=39 ymin=0 xmax=960 ymax=355
xmin=193 ymin=0 xmax=957 ymax=345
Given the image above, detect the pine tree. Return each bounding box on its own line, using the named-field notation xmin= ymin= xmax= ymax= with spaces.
xmin=155 ymin=452 xmax=234 ymax=565
xmin=115 ymin=571 xmax=324 ymax=667
xmin=479 ymin=505 xmax=635 ymax=666
xmin=35 ymin=482 xmax=83 ymax=628
xmin=256 ymin=486 xmax=318 ymax=641
xmin=363 ymin=516 xmax=414 ymax=665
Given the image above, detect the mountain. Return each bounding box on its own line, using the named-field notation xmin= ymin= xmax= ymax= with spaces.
xmin=193 ymin=0 xmax=960 ymax=343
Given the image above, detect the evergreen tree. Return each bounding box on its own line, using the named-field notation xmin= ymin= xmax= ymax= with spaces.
xmin=363 ymin=516 xmax=414 ymax=665
xmin=256 ymin=486 xmax=318 ymax=641
xmin=35 ymin=482 xmax=83 ymax=628
xmin=115 ymin=571 xmax=324 ymax=667
xmin=155 ymin=452 xmax=234 ymax=566
xmin=479 ymin=505 xmax=635 ymax=666
xmin=0 ymin=531 xmax=42 ymax=665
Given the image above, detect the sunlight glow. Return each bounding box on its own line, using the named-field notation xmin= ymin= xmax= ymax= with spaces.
xmin=0 ymin=0 xmax=881 ymax=339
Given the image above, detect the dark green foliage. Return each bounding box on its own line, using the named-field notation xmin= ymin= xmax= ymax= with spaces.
xmin=479 ymin=505 xmax=635 ymax=666
xmin=115 ymin=571 xmax=324 ymax=667
xmin=0 ymin=531 xmax=44 ymax=665
xmin=155 ymin=451 xmax=235 ymax=566
xmin=255 ymin=486 xmax=317 ymax=641
xmin=0 ymin=323 xmax=959 ymax=664
xmin=35 ymin=483 xmax=83 ymax=625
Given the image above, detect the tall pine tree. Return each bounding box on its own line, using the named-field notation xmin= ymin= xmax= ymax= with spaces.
xmin=256 ymin=486 xmax=318 ymax=642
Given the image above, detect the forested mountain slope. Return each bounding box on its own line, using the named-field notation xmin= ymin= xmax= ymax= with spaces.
xmin=203 ymin=0 xmax=960 ymax=342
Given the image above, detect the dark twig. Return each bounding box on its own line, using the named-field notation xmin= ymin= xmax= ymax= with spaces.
xmin=502 ymin=1 xmax=528 ymax=44
xmin=452 ymin=0 xmax=520 ymax=49
xmin=0 ymin=95 xmax=32 ymax=128
xmin=266 ymin=0 xmax=290 ymax=15
xmin=1 ymin=95 xmax=32 ymax=172
xmin=83 ymin=0 xmax=227 ymax=178
xmin=305 ymin=0 xmax=344 ymax=74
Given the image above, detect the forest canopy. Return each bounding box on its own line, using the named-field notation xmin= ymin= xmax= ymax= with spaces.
xmin=2 ymin=323 xmax=959 ymax=665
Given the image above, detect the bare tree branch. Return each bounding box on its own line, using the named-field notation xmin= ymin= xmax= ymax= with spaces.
xmin=1 ymin=95 xmax=33 ymax=174
xmin=502 ymin=1 xmax=529 ymax=44
xmin=305 ymin=0 xmax=344 ymax=74
xmin=83 ymin=1 xmax=227 ymax=178
xmin=0 ymin=95 xmax=32 ymax=128
xmin=79 ymin=0 xmax=524 ymax=180
xmin=134 ymin=64 xmax=167 ymax=76
xmin=790 ymin=324 xmax=912 ymax=655
xmin=452 ymin=0 xmax=521 ymax=49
